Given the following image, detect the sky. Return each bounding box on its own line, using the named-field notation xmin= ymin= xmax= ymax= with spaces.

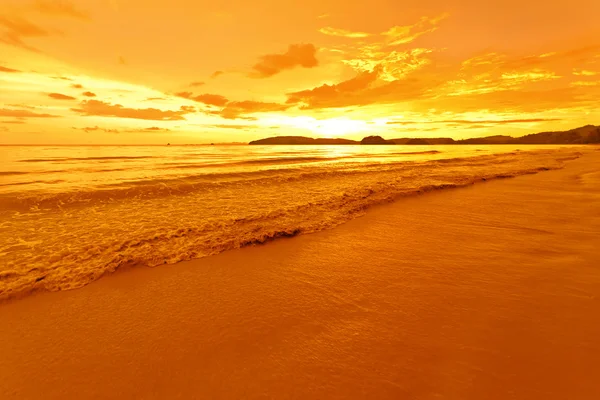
xmin=1 ymin=0 xmax=599 ymax=144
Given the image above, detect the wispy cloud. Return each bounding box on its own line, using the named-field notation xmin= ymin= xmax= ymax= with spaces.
xmin=571 ymin=81 xmax=599 ymax=87
xmin=573 ymin=69 xmax=598 ymax=76
xmin=382 ymin=13 xmax=449 ymax=45
xmin=0 ymin=15 xmax=53 ymax=51
xmin=319 ymin=27 xmax=371 ymax=38
xmin=387 ymin=118 xmax=561 ymax=125
xmin=33 ymin=0 xmax=90 ymax=20
xmin=74 ymin=125 xmax=171 ymax=133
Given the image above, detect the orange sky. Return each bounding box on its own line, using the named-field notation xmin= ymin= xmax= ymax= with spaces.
xmin=1 ymin=0 xmax=599 ymax=144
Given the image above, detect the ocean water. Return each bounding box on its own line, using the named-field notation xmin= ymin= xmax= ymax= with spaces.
xmin=0 ymin=144 xmax=584 ymax=299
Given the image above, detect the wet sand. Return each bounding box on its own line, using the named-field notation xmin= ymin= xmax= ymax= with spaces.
xmin=1 ymin=150 xmax=599 ymax=399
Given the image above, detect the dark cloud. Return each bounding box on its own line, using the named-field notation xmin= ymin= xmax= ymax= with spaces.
xmin=0 ymin=108 xmax=59 ymax=118
xmin=175 ymin=92 xmax=229 ymax=107
xmin=0 ymin=65 xmax=21 ymax=73
xmin=48 ymin=93 xmax=77 ymax=100
xmin=82 ymin=91 xmax=96 ymax=97
xmin=33 ymin=1 xmax=90 ymax=20
xmin=218 ymin=101 xmax=290 ymax=119
xmin=72 ymin=100 xmax=192 ymax=121
xmin=250 ymin=44 xmax=318 ymax=78
xmin=189 ymin=81 xmax=205 ymax=87
xmin=0 ymin=15 xmax=52 ymax=52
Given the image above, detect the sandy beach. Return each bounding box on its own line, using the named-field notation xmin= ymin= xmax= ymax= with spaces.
xmin=1 ymin=149 xmax=599 ymax=399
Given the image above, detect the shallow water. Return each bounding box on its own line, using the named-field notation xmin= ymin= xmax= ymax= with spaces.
xmin=0 ymin=144 xmax=584 ymax=298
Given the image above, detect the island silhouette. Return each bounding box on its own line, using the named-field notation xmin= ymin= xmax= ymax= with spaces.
xmin=249 ymin=125 xmax=600 ymax=145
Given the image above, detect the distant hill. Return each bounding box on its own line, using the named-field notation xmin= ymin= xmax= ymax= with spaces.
xmin=516 ymin=125 xmax=600 ymax=144
xmin=456 ymin=135 xmax=516 ymax=145
xmin=360 ymin=136 xmax=396 ymax=144
xmin=248 ymin=125 xmax=600 ymax=145
xmin=391 ymin=137 xmax=456 ymax=144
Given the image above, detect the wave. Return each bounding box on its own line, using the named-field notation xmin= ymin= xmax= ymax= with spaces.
xmin=0 ymin=171 xmax=28 ymax=176
xmin=0 ymin=161 xmax=575 ymax=302
xmin=162 ymin=151 xmax=444 ymax=170
xmin=0 ymin=151 xmax=564 ymax=212
xmin=19 ymin=156 xmax=157 ymax=163
xmin=0 ymin=149 xmax=584 ymax=301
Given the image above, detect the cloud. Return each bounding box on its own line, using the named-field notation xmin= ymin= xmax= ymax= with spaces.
xmin=71 ymin=83 xmax=83 ymax=89
xmin=211 ymin=71 xmax=224 ymax=79
xmin=0 ymin=15 xmax=52 ymax=51
xmin=175 ymin=92 xmax=229 ymax=107
xmin=1 ymin=120 xmax=26 ymax=124
xmin=0 ymin=65 xmax=21 ymax=73
xmin=387 ymin=118 xmax=561 ymax=125
xmin=218 ymin=101 xmax=290 ymax=119
xmin=207 ymin=124 xmax=256 ymax=130
xmin=48 ymin=92 xmax=76 ymax=100
xmin=82 ymin=91 xmax=96 ymax=97
xmin=286 ymin=66 xmax=383 ymax=108
xmin=571 ymin=81 xmax=599 ymax=87
xmin=0 ymin=108 xmax=60 ymax=118
xmin=6 ymin=103 xmax=37 ymax=110
xmin=177 ymin=90 xmax=292 ymax=119
xmin=119 ymin=56 xmax=126 ymax=65
xmin=250 ymin=44 xmax=319 ymax=78
xmin=189 ymin=81 xmax=205 ymax=87
xmin=342 ymin=47 xmax=434 ymax=81
xmin=500 ymin=70 xmax=561 ymax=84
xmin=74 ymin=126 xmax=171 ymax=133
xmin=72 ymin=100 xmax=192 ymax=121
xmin=382 ymin=13 xmax=449 ymax=45
xmin=33 ymin=1 xmax=90 ymax=20
xmin=141 ymin=127 xmax=170 ymax=132
xmin=319 ymin=27 xmax=371 ymax=38
xmin=74 ymin=126 xmax=120 ymax=133
xmin=180 ymin=105 xmax=196 ymax=113
xmin=573 ymin=70 xmax=598 ymax=76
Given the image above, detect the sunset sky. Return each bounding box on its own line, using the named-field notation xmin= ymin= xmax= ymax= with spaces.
xmin=1 ymin=0 xmax=599 ymax=144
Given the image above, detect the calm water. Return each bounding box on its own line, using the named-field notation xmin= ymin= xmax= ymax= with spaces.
xmin=0 ymin=144 xmax=584 ymax=298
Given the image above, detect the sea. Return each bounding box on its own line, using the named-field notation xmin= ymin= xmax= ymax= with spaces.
xmin=0 ymin=144 xmax=584 ymax=299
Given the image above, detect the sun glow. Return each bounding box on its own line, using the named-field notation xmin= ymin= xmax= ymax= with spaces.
xmin=267 ymin=116 xmax=369 ymax=136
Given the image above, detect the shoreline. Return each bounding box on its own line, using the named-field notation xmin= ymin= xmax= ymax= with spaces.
xmin=1 ymin=150 xmax=599 ymax=399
